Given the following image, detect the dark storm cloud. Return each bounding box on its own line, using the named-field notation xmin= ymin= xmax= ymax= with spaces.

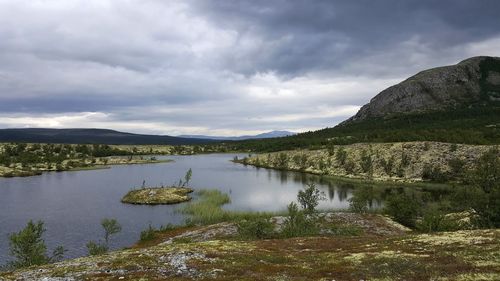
xmin=0 ymin=0 xmax=499 ymax=135
xmin=188 ymin=0 xmax=500 ymax=76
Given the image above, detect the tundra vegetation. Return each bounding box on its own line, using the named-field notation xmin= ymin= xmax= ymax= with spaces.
xmin=235 ymin=142 xmax=499 ymax=183
xmin=2 ymin=183 xmax=499 ymax=280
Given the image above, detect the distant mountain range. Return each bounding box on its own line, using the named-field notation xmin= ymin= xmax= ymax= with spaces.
xmin=0 ymin=129 xmax=296 ymax=145
xmin=0 ymin=128 xmax=213 ymax=145
xmin=178 ymin=130 xmax=296 ymax=141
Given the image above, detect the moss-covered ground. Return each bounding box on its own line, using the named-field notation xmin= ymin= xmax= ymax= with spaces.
xmin=121 ymin=187 xmax=194 ymax=205
xmin=1 ymin=216 xmax=498 ymax=280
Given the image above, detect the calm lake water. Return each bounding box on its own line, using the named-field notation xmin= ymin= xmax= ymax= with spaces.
xmin=0 ymin=153 xmax=379 ymax=264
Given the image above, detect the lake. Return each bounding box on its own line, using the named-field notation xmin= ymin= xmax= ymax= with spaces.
xmin=0 ymin=153 xmax=377 ymax=264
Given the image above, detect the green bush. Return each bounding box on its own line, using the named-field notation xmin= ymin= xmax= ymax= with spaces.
xmin=7 ymin=220 xmax=65 ymax=269
xmin=237 ymin=218 xmax=275 ymax=239
xmin=86 ymin=241 xmax=108 ymax=256
xmin=349 ymin=195 xmax=369 ymax=214
xmin=360 ymin=150 xmax=373 ymax=175
xmin=101 ymin=218 xmax=122 ymax=244
xmin=422 ymin=164 xmax=448 ymax=182
xmin=415 ymin=206 xmax=459 ymax=233
xmin=329 ymin=225 xmax=363 ymax=236
xmin=384 ymin=192 xmax=421 ymax=227
xmin=275 ymin=153 xmax=289 ymax=169
xmin=87 ymin=218 xmax=122 ymax=256
xmin=380 ymin=156 xmax=395 ymax=176
xmin=281 ymin=202 xmax=317 ymax=238
xmin=297 ymin=183 xmax=325 ymax=214
xmin=448 ymin=157 xmax=465 ymax=179
xmin=461 ymin=148 xmax=500 ymax=227
xmin=336 ymin=148 xmax=347 ymax=165
xmin=344 ymin=160 xmax=355 ymax=174
xmin=140 ymin=224 xmax=157 ymax=242
xmin=468 ymin=148 xmax=500 ymax=193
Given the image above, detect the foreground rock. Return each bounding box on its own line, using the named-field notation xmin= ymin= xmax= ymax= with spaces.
xmin=121 ymin=187 xmax=194 ymax=205
xmin=1 ymin=213 xmax=498 ymax=280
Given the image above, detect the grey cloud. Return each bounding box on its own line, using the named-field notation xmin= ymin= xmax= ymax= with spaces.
xmin=189 ymin=0 xmax=500 ymax=76
xmin=0 ymin=0 xmax=499 ymax=135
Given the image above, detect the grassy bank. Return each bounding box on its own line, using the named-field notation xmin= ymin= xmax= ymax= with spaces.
xmin=179 ymin=190 xmax=278 ymax=225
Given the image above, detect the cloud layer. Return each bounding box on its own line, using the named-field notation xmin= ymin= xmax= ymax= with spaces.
xmin=1 ymin=0 xmax=500 ymax=135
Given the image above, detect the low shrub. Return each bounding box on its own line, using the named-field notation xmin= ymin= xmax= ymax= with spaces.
xmin=422 ymin=164 xmax=448 ymax=182
xmin=329 ymin=224 xmax=363 ymax=236
xmin=281 ymin=202 xmax=318 ymax=238
xmin=140 ymin=224 xmax=156 ymax=242
xmin=384 ymin=192 xmax=421 ymax=227
xmin=415 ymin=206 xmax=460 ymax=233
xmin=238 ymin=218 xmax=275 ymax=239
xmin=86 ymin=241 xmax=108 ymax=256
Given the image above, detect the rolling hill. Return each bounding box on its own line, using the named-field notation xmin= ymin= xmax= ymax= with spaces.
xmin=178 ymin=130 xmax=296 ymax=141
xmin=0 ymin=128 xmax=213 ymax=145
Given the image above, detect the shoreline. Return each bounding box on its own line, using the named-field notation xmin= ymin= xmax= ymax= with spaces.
xmin=0 ymin=158 xmax=173 ymax=178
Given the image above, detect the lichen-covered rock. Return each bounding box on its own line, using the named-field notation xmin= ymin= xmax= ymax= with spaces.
xmin=121 ymin=187 xmax=193 ymax=205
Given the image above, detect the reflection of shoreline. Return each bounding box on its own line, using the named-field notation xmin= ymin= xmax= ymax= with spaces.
xmin=266 ymin=167 xmax=447 ymax=211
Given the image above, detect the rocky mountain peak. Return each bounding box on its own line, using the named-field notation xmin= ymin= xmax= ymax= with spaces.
xmin=344 ymin=56 xmax=500 ymax=124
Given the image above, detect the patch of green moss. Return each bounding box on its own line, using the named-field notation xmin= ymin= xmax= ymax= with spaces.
xmin=121 ymin=187 xmax=193 ymax=205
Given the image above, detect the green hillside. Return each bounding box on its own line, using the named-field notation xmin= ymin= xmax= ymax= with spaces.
xmin=227 ymin=105 xmax=499 ymax=152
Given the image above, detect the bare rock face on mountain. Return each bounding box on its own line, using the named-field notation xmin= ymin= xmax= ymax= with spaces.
xmin=345 ymin=56 xmax=500 ymax=123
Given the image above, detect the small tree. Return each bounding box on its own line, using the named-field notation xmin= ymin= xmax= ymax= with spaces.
xmin=468 ymin=148 xmax=500 ymax=193
xmin=87 ymin=218 xmax=122 ymax=256
xmin=8 ymin=220 xmax=65 ymax=269
xmin=183 ymin=168 xmax=193 ymax=187
xmin=336 ymin=148 xmax=347 ymax=166
xmin=297 ymin=183 xmax=325 ymax=214
xmin=380 ymin=156 xmax=395 ymax=176
xmin=101 ymin=218 xmax=122 ymax=244
xmin=360 ymin=150 xmax=373 ymax=175
xmin=281 ymin=202 xmax=316 ymax=238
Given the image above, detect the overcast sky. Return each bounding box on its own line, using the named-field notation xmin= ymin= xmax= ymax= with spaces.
xmin=1 ymin=0 xmax=500 ymax=136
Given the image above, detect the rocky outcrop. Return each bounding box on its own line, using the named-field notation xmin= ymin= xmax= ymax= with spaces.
xmin=345 ymin=56 xmax=500 ymax=123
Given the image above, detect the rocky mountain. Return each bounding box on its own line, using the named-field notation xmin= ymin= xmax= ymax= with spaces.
xmin=344 ymin=56 xmax=500 ymax=123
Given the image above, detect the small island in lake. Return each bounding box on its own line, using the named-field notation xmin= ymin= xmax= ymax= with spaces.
xmin=121 ymin=187 xmax=194 ymax=205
